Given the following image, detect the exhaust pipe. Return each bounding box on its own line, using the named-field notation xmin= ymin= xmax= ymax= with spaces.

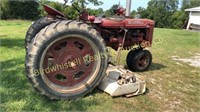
xmin=125 ymin=0 xmax=132 ymax=17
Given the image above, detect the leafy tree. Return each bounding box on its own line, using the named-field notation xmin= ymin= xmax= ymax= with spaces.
xmin=136 ymin=7 xmax=148 ymax=18
xmin=0 ymin=0 xmax=103 ymax=20
xmin=63 ymin=2 xmax=80 ymax=19
xmin=181 ymin=0 xmax=190 ymax=10
xmin=71 ymin=0 xmax=103 ymax=9
xmin=104 ymin=4 xmax=119 ymax=17
xmin=142 ymin=0 xmax=179 ymax=28
xmin=171 ymin=0 xmax=200 ymax=28
xmin=87 ymin=8 xmax=103 ymax=16
xmin=130 ymin=10 xmax=136 ymax=18
xmin=0 ymin=0 xmax=40 ymax=20
xmin=0 ymin=0 xmax=10 ymax=19
xmin=190 ymin=0 xmax=200 ymax=8
xmin=9 ymin=0 xmax=40 ymax=20
xmin=171 ymin=11 xmax=186 ymax=28
xmin=38 ymin=0 xmax=103 ymax=19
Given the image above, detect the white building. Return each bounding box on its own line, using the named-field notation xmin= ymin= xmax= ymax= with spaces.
xmin=185 ymin=7 xmax=200 ymax=30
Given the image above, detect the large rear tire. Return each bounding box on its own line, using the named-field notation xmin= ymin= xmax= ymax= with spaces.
xmin=26 ymin=20 xmax=108 ymax=100
xmin=25 ymin=16 xmax=57 ymax=50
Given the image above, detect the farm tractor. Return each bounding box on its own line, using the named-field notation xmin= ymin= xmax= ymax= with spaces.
xmin=25 ymin=0 xmax=154 ymax=100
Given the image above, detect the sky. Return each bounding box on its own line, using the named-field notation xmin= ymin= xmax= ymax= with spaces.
xmin=51 ymin=0 xmax=150 ymax=11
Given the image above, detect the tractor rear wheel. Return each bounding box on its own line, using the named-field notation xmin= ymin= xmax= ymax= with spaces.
xmin=26 ymin=20 xmax=108 ymax=100
xmin=25 ymin=16 xmax=57 ymax=51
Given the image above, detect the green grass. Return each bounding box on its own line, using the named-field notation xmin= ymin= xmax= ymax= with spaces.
xmin=0 ymin=20 xmax=200 ymax=111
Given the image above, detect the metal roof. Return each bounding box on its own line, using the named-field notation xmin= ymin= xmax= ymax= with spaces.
xmin=185 ymin=7 xmax=200 ymax=12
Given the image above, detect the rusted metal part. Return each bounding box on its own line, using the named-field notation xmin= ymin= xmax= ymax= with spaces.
xmin=98 ymin=65 xmax=146 ymax=97
xmin=42 ymin=37 xmax=95 ymax=87
xmin=114 ymin=28 xmax=128 ymax=65
xmin=42 ymin=4 xmax=65 ymax=17
xmin=42 ymin=4 xmax=154 ymax=51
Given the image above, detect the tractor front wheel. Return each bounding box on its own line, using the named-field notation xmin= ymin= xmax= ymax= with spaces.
xmin=26 ymin=20 xmax=108 ymax=100
xmin=126 ymin=50 xmax=152 ymax=72
xmin=126 ymin=49 xmax=141 ymax=69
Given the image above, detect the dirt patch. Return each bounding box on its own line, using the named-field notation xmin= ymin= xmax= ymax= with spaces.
xmin=172 ymin=53 xmax=200 ymax=67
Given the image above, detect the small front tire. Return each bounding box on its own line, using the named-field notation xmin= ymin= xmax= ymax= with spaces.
xmin=126 ymin=49 xmax=141 ymax=70
xmin=127 ymin=50 xmax=152 ymax=72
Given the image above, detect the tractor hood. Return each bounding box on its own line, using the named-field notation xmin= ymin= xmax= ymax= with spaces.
xmin=100 ymin=18 xmax=155 ymax=29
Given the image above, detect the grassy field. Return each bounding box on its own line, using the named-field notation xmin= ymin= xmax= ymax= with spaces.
xmin=0 ymin=20 xmax=200 ymax=111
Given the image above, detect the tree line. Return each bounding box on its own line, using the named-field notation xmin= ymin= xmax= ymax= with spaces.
xmin=0 ymin=0 xmax=200 ymax=29
xmin=0 ymin=0 xmax=104 ymax=20
xmin=133 ymin=0 xmax=200 ymax=28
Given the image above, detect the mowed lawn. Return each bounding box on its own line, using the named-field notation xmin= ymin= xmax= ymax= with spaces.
xmin=0 ymin=20 xmax=200 ymax=111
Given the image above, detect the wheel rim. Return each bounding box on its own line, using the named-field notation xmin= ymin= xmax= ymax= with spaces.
xmin=136 ymin=55 xmax=150 ymax=70
xmin=40 ymin=35 xmax=101 ymax=93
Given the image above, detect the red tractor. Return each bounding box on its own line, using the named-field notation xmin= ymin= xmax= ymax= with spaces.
xmin=25 ymin=0 xmax=154 ymax=100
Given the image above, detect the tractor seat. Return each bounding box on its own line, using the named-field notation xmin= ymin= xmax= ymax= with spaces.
xmin=106 ymin=16 xmax=125 ymax=21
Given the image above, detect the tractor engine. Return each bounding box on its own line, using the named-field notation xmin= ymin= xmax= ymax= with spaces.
xmin=94 ymin=0 xmax=154 ymax=51
xmin=101 ymin=28 xmax=148 ymax=50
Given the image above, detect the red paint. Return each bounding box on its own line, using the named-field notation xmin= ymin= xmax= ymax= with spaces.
xmin=41 ymin=4 xmax=155 ymax=51
xmin=38 ymin=4 xmax=155 ymax=87
xmin=100 ymin=18 xmax=154 ymax=28
xmin=43 ymin=37 xmax=95 ymax=86
xmin=99 ymin=18 xmax=154 ymax=50
xmin=88 ymin=16 xmax=95 ymax=22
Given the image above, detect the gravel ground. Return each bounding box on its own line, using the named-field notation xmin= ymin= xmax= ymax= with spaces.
xmin=172 ymin=53 xmax=200 ymax=67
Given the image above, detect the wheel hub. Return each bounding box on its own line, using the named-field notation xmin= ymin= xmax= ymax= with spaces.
xmin=58 ymin=50 xmax=83 ymax=74
xmin=138 ymin=55 xmax=149 ymax=69
xmin=42 ymin=37 xmax=96 ymax=87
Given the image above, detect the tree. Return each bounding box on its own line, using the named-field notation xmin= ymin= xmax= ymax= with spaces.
xmin=0 ymin=0 xmax=40 ymax=20
xmin=9 ymin=0 xmax=40 ymax=20
xmin=105 ymin=4 xmax=119 ymax=17
xmin=171 ymin=0 xmax=200 ymax=29
xmin=0 ymin=0 xmax=10 ymax=19
xmin=87 ymin=8 xmax=103 ymax=16
xmin=0 ymin=0 xmax=104 ymax=20
xmin=63 ymin=2 xmax=80 ymax=19
xmin=39 ymin=0 xmax=104 ymax=19
xmin=136 ymin=7 xmax=147 ymax=18
xmin=71 ymin=0 xmax=103 ymax=9
xmin=130 ymin=10 xmax=136 ymax=18
xmin=143 ymin=0 xmax=179 ymax=28
xmin=181 ymin=0 xmax=190 ymax=10
xmin=190 ymin=0 xmax=200 ymax=8
xmin=171 ymin=11 xmax=186 ymax=28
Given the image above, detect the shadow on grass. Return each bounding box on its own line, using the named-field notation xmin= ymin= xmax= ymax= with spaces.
xmin=143 ymin=88 xmax=150 ymax=95
xmin=0 ymin=37 xmax=24 ymax=48
xmin=148 ymin=62 xmax=166 ymax=71
xmin=0 ymin=58 xmax=100 ymax=111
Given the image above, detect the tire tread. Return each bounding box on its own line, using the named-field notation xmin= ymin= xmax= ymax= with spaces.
xmin=26 ymin=20 xmax=108 ymax=100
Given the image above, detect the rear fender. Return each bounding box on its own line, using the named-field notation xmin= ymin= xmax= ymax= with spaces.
xmin=42 ymin=4 xmax=65 ymax=17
